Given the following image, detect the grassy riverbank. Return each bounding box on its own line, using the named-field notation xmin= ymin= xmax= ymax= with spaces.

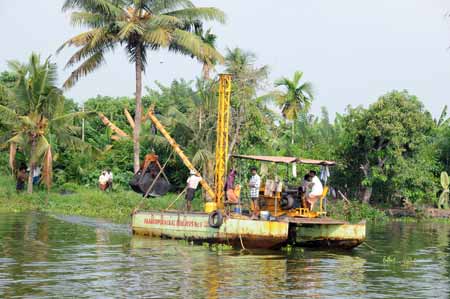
xmin=0 ymin=175 xmax=394 ymax=223
xmin=0 ymin=175 xmax=203 ymax=223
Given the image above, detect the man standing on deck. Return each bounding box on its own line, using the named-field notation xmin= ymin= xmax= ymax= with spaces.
xmin=249 ymin=167 xmax=261 ymax=219
xmin=307 ymin=170 xmax=323 ymax=210
xmin=185 ymin=170 xmax=201 ymax=211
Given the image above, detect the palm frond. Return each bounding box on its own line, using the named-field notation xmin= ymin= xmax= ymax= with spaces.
xmin=117 ymin=21 xmax=144 ymax=39
xmin=70 ymin=11 xmax=108 ymax=27
xmin=8 ymin=134 xmax=25 ymax=146
xmin=299 ymin=82 xmax=314 ymax=99
xmin=147 ymin=14 xmax=183 ymax=27
xmin=292 ymin=71 xmax=303 ymax=86
xmin=171 ymin=29 xmax=224 ymax=63
xmin=63 ymin=29 xmax=114 ymax=69
xmin=167 ymin=7 xmax=226 ymax=24
xmin=63 ymin=51 xmax=106 ymax=89
xmin=0 ymin=105 xmax=18 ymax=124
xmin=192 ymin=148 xmax=213 ymax=169
xmin=57 ymin=29 xmax=101 ymax=53
xmin=62 ymin=0 xmax=123 ymax=18
xmin=143 ymin=27 xmax=172 ymax=46
xmin=51 ymin=111 xmax=95 ymax=123
xmin=31 ymin=136 xmax=50 ymax=164
xmin=150 ymin=0 xmax=194 ymax=14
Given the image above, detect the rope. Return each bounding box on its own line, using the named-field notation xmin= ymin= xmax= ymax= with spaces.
xmin=143 ymin=151 xmax=174 ymax=198
xmin=237 ymin=219 xmax=251 ymax=254
xmin=132 ymin=151 xmax=174 ymax=214
xmin=165 ymin=187 xmax=188 ymax=210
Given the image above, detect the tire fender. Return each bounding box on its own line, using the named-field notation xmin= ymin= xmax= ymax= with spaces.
xmin=208 ymin=210 xmax=223 ymax=228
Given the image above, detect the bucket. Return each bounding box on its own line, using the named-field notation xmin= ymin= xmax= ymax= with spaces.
xmin=260 ymin=211 xmax=270 ymax=220
xmin=204 ymin=202 xmax=218 ymax=213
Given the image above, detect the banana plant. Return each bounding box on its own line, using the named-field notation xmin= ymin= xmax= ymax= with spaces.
xmin=438 ymin=171 xmax=449 ymax=209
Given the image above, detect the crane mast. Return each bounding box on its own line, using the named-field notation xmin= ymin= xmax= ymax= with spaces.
xmin=214 ymin=74 xmax=232 ymax=208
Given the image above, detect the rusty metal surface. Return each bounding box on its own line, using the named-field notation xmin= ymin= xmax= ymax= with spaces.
xmin=232 ymin=154 xmax=336 ymax=165
xmin=295 ymin=222 xmax=366 ymax=249
xmin=283 ymin=217 xmax=348 ymax=225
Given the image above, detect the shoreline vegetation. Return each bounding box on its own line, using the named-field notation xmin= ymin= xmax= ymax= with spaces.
xmin=1 ymin=175 xmax=447 ymax=225
xmin=0 ymin=1 xmax=449 ymax=231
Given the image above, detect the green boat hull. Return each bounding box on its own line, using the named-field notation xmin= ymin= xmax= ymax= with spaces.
xmin=131 ymin=211 xmax=366 ymax=250
xmin=294 ymin=221 xmax=366 ymax=249
xmin=132 ymin=211 xmax=289 ymax=249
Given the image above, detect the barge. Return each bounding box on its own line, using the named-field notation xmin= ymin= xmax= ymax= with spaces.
xmin=132 ymin=211 xmax=365 ymax=249
xmin=131 ymin=74 xmax=366 ymax=250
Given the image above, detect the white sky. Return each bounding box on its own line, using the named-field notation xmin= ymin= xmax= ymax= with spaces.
xmin=1 ymin=0 xmax=450 ymax=118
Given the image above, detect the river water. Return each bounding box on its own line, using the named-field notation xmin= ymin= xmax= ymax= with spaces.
xmin=0 ymin=212 xmax=449 ymax=298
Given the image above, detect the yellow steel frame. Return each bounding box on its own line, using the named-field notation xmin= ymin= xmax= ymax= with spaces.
xmin=214 ymin=74 xmax=232 ymax=208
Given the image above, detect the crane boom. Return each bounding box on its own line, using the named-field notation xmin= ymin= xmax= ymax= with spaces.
xmin=146 ymin=110 xmax=216 ymax=201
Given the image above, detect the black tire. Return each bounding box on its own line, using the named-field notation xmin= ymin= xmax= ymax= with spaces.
xmin=208 ymin=210 xmax=223 ymax=228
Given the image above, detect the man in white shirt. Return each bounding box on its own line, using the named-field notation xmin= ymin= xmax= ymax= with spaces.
xmin=249 ymin=167 xmax=261 ymax=219
xmin=307 ymin=170 xmax=323 ymax=210
xmin=98 ymin=171 xmax=109 ymax=191
xmin=32 ymin=166 xmax=41 ymax=185
xmin=185 ymin=170 xmax=202 ymax=211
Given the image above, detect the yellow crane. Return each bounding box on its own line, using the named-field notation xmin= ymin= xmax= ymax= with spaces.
xmin=214 ymin=74 xmax=232 ymax=209
xmin=147 ymin=74 xmax=232 ymax=212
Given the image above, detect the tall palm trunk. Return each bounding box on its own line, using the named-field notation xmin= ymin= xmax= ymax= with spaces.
xmin=291 ymin=121 xmax=295 ymax=144
xmin=27 ymin=137 xmax=36 ymax=194
xmin=133 ymin=45 xmax=143 ymax=173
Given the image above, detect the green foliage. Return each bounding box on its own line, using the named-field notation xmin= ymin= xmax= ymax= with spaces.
xmin=0 ymin=53 xmax=88 ymax=192
xmin=275 ymin=70 xmax=313 ymax=121
xmin=335 ymin=91 xmax=439 ymax=204
xmin=438 ymin=171 xmax=449 ymax=209
xmin=327 ymin=200 xmax=387 ymax=222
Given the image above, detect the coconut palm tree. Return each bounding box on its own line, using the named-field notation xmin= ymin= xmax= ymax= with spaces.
xmin=59 ymin=0 xmax=226 ymax=173
xmin=195 ymin=27 xmax=218 ymax=79
xmin=0 ymin=53 xmax=86 ymax=193
xmin=274 ymin=71 xmax=314 ymax=144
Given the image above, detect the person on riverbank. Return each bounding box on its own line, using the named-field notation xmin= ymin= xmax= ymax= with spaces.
xmin=98 ymin=171 xmax=109 ymax=191
xmin=32 ymin=166 xmax=41 ymax=185
xmin=106 ymin=169 xmax=113 ymax=191
xmin=16 ymin=166 xmax=27 ymax=192
xmin=249 ymin=167 xmax=261 ymax=219
xmin=307 ymin=170 xmax=323 ymax=210
xmin=185 ymin=170 xmax=201 ymax=211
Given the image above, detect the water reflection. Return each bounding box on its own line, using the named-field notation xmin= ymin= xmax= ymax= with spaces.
xmin=0 ymin=213 xmax=450 ymax=298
